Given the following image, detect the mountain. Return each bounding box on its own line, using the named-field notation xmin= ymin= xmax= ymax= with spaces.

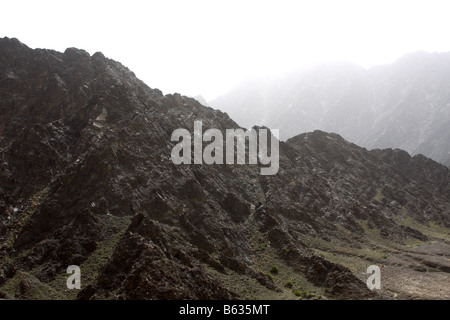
xmin=210 ymin=53 xmax=450 ymax=167
xmin=193 ymin=95 xmax=210 ymax=107
xmin=0 ymin=38 xmax=449 ymax=300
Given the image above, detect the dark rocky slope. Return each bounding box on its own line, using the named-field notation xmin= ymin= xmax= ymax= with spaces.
xmin=0 ymin=38 xmax=449 ymax=300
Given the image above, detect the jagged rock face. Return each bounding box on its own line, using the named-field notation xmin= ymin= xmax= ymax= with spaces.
xmin=265 ymin=131 xmax=449 ymax=242
xmin=0 ymin=38 xmax=449 ymax=300
xmin=210 ymin=54 xmax=450 ymax=167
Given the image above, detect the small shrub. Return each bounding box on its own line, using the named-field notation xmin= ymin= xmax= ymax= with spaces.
xmin=265 ymin=273 xmax=273 ymax=281
xmin=285 ymin=280 xmax=293 ymax=289
xmin=294 ymin=290 xmax=301 ymax=297
xmin=306 ymin=292 xmax=315 ymax=299
xmin=270 ymin=265 xmax=279 ymax=274
xmin=374 ymin=188 xmax=384 ymax=202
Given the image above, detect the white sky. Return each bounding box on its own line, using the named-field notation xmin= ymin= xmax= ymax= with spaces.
xmin=1 ymin=0 xmax=450 ymax=100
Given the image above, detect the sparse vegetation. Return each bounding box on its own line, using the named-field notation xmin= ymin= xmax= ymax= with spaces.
xmin=374 ymin=188 xmax=384 ymax=202
xmin=285 ymin=280 xmax=293 ymax=289
xmin=270 ymin=265 xmax=279 ymax=274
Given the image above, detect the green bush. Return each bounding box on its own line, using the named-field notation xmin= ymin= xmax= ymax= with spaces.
xmin=285 ymin=280 xmax=293 ymax=289
xmin=270 ymin=265 xmax=279 ymax=274
xmin=294 ymin=290 xmax=301 ymax=297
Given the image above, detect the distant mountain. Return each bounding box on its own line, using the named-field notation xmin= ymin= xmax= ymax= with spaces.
xmin=193 ymin=95 xmax=210 ymax=107
xmin=210 ymin=52 xmax=450 ymax=167
xmin=0 ymin=38 xmax=449 ymax=300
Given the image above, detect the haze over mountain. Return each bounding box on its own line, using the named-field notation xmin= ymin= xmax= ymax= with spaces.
xmin=0 ymin=38 xmax=449 ymax=300
xmin=210 ymin=52 xmax=450 ymax=167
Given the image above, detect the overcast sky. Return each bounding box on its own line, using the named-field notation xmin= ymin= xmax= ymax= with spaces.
xmin=1 ymin=0 xmax=450 ymax=100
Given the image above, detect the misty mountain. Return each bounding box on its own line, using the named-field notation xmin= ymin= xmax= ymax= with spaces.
xmin=192 ymin=95 xmax=210 ymax=107
xmin=210 ymin=52 xmax=450 ymax=167
xmin=0 ymin=38 xmax=449 ymax=300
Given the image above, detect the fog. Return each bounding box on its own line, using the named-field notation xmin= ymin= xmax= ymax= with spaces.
xmin=2 ymin=0 xmax=450 ymax=100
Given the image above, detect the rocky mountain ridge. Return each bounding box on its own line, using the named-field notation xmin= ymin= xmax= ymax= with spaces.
xmin=0 ymin=38 xmax=449 ymax=300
